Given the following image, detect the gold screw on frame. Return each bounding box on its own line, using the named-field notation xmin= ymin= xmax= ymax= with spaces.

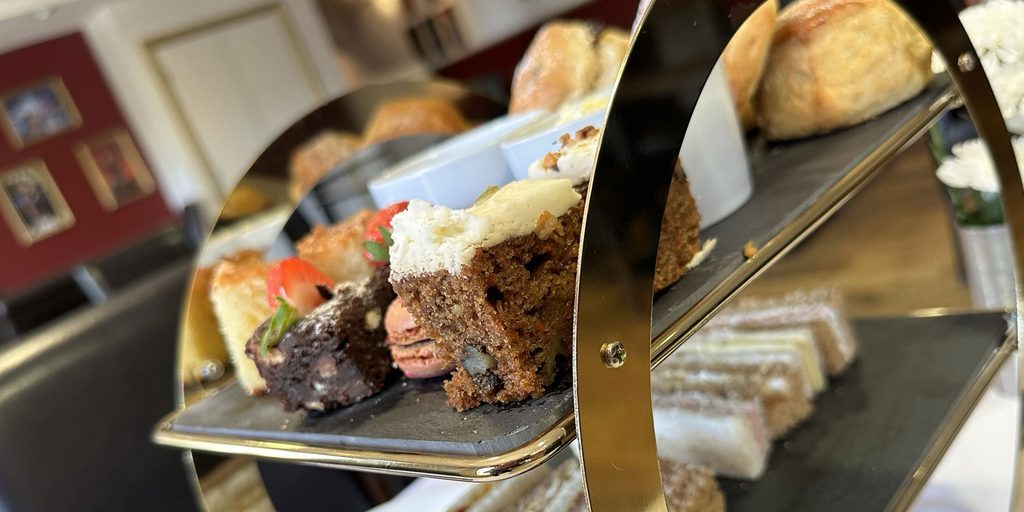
xmin=600 ymin=341 xmax=627 ymax=369
xmin=957 ymin=52 xmax=977 ymax=72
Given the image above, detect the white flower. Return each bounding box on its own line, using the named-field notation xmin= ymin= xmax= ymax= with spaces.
xmin=960 ymin=0 xmax=1024 ymax=69
xmin=936 ymin=136 xmax=1024 ymax=193
xmin=989 ymin=65 xmax=1024 ymax=133
xmin=934 ymin=0 xmax=1024 ymax=71
xmin=932 ymin=0 xmax=1024 ymax=134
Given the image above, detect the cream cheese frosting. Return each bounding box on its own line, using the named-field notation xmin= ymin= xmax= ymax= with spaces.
xmin=527 ymin=134 xmax=598 ymax=185
xmin=527 ymin=127 xmax=601 ymax=185
xmin=389 ymin=179 xmax=581 ymax=277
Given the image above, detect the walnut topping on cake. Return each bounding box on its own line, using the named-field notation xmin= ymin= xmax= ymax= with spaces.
xmin=575 ymin=125 xmax=598 ymax=141
xmin=535 ymin=210 xmax=565 ymax=239
xmin=542 ymin=151 xmax=561 ymax=170
xmin=528 ymin=125 xmax=601 ymax=185
xmin=388 ymin=179 xmax=581 ymax=277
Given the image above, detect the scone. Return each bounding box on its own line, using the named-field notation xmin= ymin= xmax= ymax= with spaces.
xmin=296 ymin=210 xmax=375 ymax=284
xmin=756 ymin=0 xmax=933 ymax=140
xmin=362 ymin=97 xmax=469 ymax=146
xmin=179 ymin=266 xmax=229 ymax=386
xmin=289 ymin=131 xmax=362 ymax=202
xmin=509 ymin=21 xmax=599 ymax=114
xmin=209 ymin=250 xmax=272 ymax=395
xmin=594 ymin=27 xmax=630 ymax=90
xmin=722 ymin=0 xmax=778 ymax=130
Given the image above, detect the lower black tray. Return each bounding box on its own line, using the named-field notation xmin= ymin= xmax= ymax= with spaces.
xmin=719 ymin=312 xmax=1013 ymax=512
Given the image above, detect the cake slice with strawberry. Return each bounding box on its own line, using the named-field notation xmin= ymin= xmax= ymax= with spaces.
xmin=244 ymin=204 xmax=409 ymax=412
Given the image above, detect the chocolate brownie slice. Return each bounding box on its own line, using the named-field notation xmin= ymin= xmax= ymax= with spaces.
xmin=246 ymin=267 xmax=395 ymax=412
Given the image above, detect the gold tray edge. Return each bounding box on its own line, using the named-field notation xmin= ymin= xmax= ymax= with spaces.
xmin=152 ymin=407 xmax=576 ymax=482
xmin=888 ymin=329 xmax=1017 ymax=511
xmin=155 ymin=85 xmax=957 ymax=481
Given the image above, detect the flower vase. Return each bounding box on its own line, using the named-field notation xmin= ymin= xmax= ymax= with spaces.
xmin=954 ymin=223 xmax=1016 ymax=309
xmin=954 ymin=223 xmax=1018 ymax=394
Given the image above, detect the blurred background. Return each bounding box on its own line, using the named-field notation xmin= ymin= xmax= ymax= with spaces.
xmin=0 ymin=0 xmax=635 ymax=330
xmin=0 ymin=0 xmax=1015 ymax=511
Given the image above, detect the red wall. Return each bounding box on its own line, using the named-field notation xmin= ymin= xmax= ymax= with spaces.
xmin=0 ymin=33 xmax=175 ymax=293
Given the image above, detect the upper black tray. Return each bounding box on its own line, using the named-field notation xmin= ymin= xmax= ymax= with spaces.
xmin=155 ymin=77 xmax=958 ymax=479
xmin=652 ymin=76 xmax=955 ymax=350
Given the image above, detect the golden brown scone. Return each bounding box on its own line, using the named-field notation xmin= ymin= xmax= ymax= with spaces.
xmin=362 ymin=98 xmax=469 ymax=146
xmin=220 ymin=184 xmax=271 ymax=220
xmin=723 ymin=0 xmax=778 ymax=130
xmin=756 ymin=0 xmax=932 ymax=140
xmin=594 ymin=27 xmax=630 ymax=90
xmin=509 ymin=21 xmax=599 ymax=114
xmin=210 ymin=250 xmax=271 ymax=395
xmin=179 ymin=266 xmax=229 ymax=386
xmin=289 ymin=131 xmax=362 ymax=202
xmin=296 ymin=210 xmax=375 ymax=284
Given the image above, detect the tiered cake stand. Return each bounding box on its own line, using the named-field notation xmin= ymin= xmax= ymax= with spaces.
xmin=154 ymin=1 xmax=1024 ymax=510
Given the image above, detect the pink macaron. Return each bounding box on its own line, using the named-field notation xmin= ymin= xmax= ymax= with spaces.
xmin=384 ymin=298 xmax=455 ymax=379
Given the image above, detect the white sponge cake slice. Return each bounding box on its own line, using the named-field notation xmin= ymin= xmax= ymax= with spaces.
xmin=209 ymin=250 xmax=271 ymax=395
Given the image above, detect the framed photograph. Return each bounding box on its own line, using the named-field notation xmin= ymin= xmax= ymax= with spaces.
xmin=0 ymin=77 xmax=81 ymax=149
xmin=0 ymin=160 xmax=75 ymax=246
xmin=75 ymin=129 xmax=156 ymax=211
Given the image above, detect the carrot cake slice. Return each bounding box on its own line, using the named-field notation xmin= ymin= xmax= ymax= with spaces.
xmin=389 ymin=179 xmax=583 ymax=410
xmin=528 ymin=125 xmax=704 ymax=291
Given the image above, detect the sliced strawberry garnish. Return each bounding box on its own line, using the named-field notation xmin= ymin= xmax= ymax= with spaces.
xmin=363 ymin=201 xmax=409 ymax=266
xmin=266 ymin=257 xmax=333 ymax=314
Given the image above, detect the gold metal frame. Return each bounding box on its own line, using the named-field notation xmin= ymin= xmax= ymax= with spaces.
xmin=152 ymin=80 xmax=959 ymax=481
xmin=74 ymin=128 xmax=157 ymax=211
xmin=156 ymin=413 xmax=575 ymax=482
xmin=0 ymin=76 xmax=82 ymax=150
xmin=0 ymin=159 xmax=75 ymax=246
xmin=889 ymin=326 xmax=1017 ymax=511
xmin=156 ymin=0 xmax=1024 ymax=509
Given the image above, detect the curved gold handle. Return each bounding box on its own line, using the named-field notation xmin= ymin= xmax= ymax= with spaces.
xmin=574 ymin=1 xmax=747 ymax=509
xmin=830 ymin=1 xmax=1024 ymax=509
xmin=576 ymin=0 xmax=1022 ymax=510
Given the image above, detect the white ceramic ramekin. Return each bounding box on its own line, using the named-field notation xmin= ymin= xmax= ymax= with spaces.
xmin=368 ymin=111 xmax=543 ymax=209
xmin=499 ymin=62 xmax=751 ymax=229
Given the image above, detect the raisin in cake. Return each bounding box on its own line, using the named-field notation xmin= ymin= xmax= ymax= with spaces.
xmin=245 ymin=267 xmax=395 ymax=411
xmin=389 ymin=179 xmax=583 ymax=410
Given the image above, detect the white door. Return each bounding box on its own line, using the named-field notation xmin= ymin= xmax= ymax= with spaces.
xmin=152 ymin=8 xmax=325 ymax=193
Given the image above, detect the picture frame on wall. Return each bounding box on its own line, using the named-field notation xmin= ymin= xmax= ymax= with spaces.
xmin=75 ymin=128 xmax=156 ymax=211
xmin=0 ymin=77 xmax=82 ymax=149
xmin=0 ymin=160 xmax=75 ymax=246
